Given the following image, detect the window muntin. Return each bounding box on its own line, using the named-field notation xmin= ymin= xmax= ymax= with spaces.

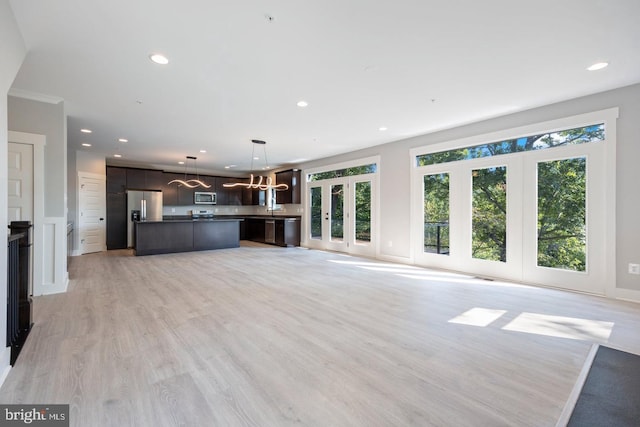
xmin=416 ymin=124 xmax=603 ymax=167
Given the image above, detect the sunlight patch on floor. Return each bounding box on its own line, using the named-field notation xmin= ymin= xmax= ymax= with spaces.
xmin=448 ymin=308 xmax=508 ymax=327
xmin=503 ymin=312 xmax=614 ymax=341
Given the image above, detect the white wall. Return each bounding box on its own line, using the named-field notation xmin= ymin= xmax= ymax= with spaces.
xmin=68 ymin=150 xmax=105 ymax=254
xmin=8 ymin=96 xmax=66 ymax=217
xmin=300 ymin=83 xmax=640 ymax=293
xmin=0 ymin=0 xmax=26 ymax=385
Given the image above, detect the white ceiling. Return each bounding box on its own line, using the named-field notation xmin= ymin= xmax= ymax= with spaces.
xmin=8 ymin=0 xmax=640 ymax=174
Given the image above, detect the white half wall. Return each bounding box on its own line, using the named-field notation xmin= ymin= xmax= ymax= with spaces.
xmin=38 ymin=217 xmax=69 ymax=295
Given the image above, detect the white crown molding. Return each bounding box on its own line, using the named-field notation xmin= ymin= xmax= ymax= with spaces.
xmin=8 ymin=88 xmax=64 ymax=104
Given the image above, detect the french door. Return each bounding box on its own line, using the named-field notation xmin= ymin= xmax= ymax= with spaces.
xmin=307 ymin=175 xmax=376 ymax=256
xmin=415 ymin=143 xmax=607 ymax=294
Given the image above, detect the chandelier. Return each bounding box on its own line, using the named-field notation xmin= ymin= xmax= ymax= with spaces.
xmin=223 ymin=140 xmax=289 ymax=191
xmin=168 ymin=156 xmax=212 ymax=188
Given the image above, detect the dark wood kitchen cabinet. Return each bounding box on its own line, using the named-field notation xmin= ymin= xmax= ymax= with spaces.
xmin=126 ymin=168 xmax=163 ymax=191
xmin=245 ymin=218 xmax=266 ymax=242
xmin=216 ymin=177 xmax=243 ymax=206
xmin=106 ymin=166 xmax=127 ymax=193
xmin=242 ymin=217 xmax=300 ymax=247
xmin=162 ymin=172 xmax=182 ymax=205
xmin=145 ymin=169 xmax=164 ymax=190
xmin=275 ymin=169 xmax=301 ymax=204
xmin=106 ymin=192 xmax=127 ymax=249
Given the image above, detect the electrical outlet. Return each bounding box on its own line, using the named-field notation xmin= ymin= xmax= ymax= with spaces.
xmin=629 ymin=263 xmax=640 ymax=275
xmin=171 ymin=208 xmax=176 ymax=213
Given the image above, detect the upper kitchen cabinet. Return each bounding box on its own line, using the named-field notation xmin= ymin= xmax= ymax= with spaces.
xmin=145 ymin=169 xmax=164 ymax=190
xmin=275 ymin=169 xmax=301 ymax=204
xmin=107 ymin=166 xmax=127 ymax=193
xmin=163 ymin=173 xmax=216 ymax=206
xmin=126 ymin=168 xmax=163 ymax=191
xmin=216 ymin=177 xmax=244 ymax=206
xmin=162 ymin=172 xmax=182 ymax=205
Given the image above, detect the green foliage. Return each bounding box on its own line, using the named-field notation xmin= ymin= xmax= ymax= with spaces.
xmin=417 ymin=124 xmax=604 ymax=166
xmin=310 ymin=187 xmax=322 ymax=238
xmin=472 ymin=167 xmax=507 ymax=262
xmin=309 ymin=164 xmax=377 ymax=181
xmin=537 ymin=158 xmax=586 ymax=271
xmin=331 ymin=184 xmax=344 ymax=239
xmin=421 ymin=127 xmax=592 ymax=271
xmin=355 ymin=182 xmax=371 ymax=242
xmin=423 ymin=174 xmax=450 ymax=254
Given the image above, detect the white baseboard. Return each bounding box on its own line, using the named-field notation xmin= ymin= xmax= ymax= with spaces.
xmin=0 ymin=347 xmax=12 ymax=389
xmin=376 ymin=253 xmax=414 ymax=265
xmin=615 ymin=287 xmax=640 ymax=304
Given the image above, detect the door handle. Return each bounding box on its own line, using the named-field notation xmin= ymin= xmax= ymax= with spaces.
xmin=99 ymin=218 xmax=104 ymax=221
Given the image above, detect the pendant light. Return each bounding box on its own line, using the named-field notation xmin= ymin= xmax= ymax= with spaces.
xmin=223 ymin=140 xmax=289 ymax=191
xmin=168 ymin=156 xmax=212 ymax=188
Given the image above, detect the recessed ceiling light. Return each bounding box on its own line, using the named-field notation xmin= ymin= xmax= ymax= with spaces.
xmin=587 ymin=62 xmax=609 ymax=71
xmin=149 ymin=53 xmax=169 ymax=65
xmin=200 ymin=149 xmax=207 ymax=153
xmin=80 ymin=128 xmax=92 ymax=133
xmin=253 ymin=156 xmax=260 ymax=160
xmin=379 ymin=127 xmax=388 ymax=131
xmin=118 ymin=138 xmax=128 ymax=143
xmin=82 ymin=143 xmax=91 ymax=147
xmin=178 ymin=161 xmax=185 ymax=165
xmin=114 ymin=154 xmax=122 ymax=158
xmin=297 ymin=100 xmax=308 ymax=107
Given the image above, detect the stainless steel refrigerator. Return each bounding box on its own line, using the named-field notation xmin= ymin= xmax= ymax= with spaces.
xmin=127 ymin=190 xmax=163 ymax=247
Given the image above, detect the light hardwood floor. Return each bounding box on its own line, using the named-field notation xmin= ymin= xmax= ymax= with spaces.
xmin=1 ymin=243 xmax=640 ymax=426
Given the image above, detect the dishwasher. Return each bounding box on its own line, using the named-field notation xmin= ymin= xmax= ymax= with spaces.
xmin=264 ymin=219 xmax=276 ymax=244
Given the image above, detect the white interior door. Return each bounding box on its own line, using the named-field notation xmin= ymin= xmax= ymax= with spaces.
xmin=79 ymin=173 xmax=106 ymax=254
xmin=7 ymin=142 xmax=33 ymax=223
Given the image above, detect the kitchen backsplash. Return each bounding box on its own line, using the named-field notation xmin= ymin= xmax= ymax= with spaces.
xmin=162 ymin=204 xmax=303 ymax=217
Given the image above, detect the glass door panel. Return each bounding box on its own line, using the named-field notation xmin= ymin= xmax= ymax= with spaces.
xmin=423 ymin=173 xmax=450 ymax=255
xmin=354 ymin=181 xmax=371 ymax=243
xmin=330 ymin=184 xmax=344 ymax=242
xmin=537 ymin=157 xmax=586 ymax=271
xmin=472 ymin=166 xmax=507 ymax=262
xmin=309 ymin=186 xmax=322 ymax=240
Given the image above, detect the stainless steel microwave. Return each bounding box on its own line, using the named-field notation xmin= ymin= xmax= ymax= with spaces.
xmin=194 ymin=191 xmax=216 ymax=205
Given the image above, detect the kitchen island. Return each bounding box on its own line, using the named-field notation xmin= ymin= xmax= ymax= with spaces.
xmin=133 ymin=218 xmax=242 ymax=256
